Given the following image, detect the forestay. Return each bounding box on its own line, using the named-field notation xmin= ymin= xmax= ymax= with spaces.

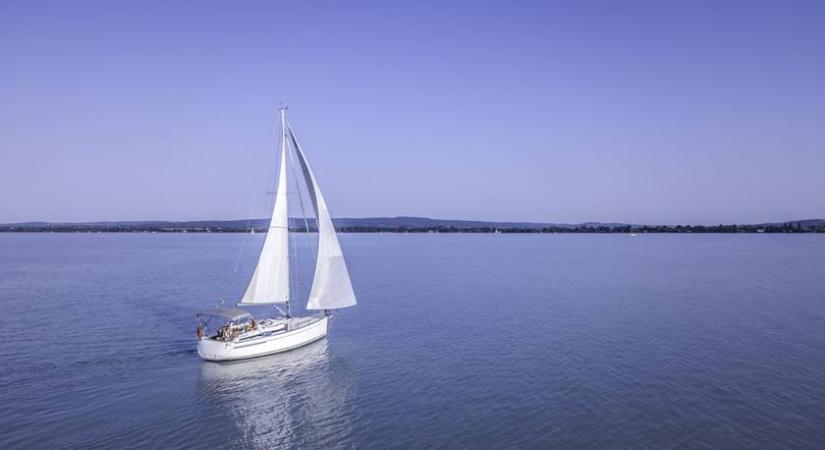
xmin=289 ymin=126 xmax=357 ymax=310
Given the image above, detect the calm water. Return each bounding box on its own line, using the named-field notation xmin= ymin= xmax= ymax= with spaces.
xmin=1 ymin=233 xmax=824 ymax=449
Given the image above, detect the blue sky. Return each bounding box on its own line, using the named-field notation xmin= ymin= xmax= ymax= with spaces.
xmin=1 ymin=1 xmax=823 ymax=224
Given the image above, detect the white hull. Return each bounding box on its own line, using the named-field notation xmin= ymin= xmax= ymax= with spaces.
xmin=198 ymin=316 xmax=328 ymax=362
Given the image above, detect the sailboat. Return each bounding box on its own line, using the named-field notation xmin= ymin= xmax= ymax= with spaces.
xmin=196 ymin=107 xmax=357 ymax=362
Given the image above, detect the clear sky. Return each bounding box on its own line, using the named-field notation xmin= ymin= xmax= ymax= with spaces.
xmin=1 ymin=0 xmax=823 ymax=225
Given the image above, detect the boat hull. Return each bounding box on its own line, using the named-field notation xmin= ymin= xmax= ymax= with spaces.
xmin=198 ymin=316 xmax=328 ymax=362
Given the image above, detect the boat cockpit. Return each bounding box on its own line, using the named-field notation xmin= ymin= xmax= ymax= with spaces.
xmin=197 ymin=308 xmax=287 ymax=342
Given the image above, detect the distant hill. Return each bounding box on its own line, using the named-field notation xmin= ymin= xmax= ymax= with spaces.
xmin=334 ymin=216 xmax=569 ymax=229
xmin=0 ymin=216 xmax=623 ymax=231
xmin=1 ymin=217 xmax=823 ymax=233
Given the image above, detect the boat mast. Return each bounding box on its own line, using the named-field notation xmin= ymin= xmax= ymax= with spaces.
xmin=280 ymin=105 xmax=291 ymax=319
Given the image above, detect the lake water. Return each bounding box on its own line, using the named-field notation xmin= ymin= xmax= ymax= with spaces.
xmin=1 ymin=233 xmax=824 ymax=449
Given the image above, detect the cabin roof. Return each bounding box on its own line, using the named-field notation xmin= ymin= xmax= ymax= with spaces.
xmin=197 ymin=307 xmax=252 ymax=321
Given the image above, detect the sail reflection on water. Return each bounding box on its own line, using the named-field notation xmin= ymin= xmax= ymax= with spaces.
xmin=197 ymin=340 xmax=356 ymax=449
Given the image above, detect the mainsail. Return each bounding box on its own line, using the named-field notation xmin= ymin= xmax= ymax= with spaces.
xmin=289 ymin=125 xmax=357 ymax=310
xmin=239 ymin=112 xmax=290 ymax=305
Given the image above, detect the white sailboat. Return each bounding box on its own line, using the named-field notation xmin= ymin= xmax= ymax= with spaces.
xmin=196 ymin=107 xmax=357 ymax=362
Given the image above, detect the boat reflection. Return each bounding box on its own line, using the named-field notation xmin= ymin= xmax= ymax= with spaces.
xmin=197 ymin=340 xmax=356 ymax=449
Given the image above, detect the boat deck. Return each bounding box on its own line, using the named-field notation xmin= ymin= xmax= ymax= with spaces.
xmin=208 ymin=316 xmax=324 ymax=343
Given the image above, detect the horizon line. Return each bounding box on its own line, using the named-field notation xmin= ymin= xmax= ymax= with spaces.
xmin=2 ymin=216 xmax=824 ymax=228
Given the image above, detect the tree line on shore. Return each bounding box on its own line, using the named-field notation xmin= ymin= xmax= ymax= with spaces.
xmin=339 ymin=223 xmax=823 ymax=233
xmin=2 ymin=222 xmax=823 ymax=233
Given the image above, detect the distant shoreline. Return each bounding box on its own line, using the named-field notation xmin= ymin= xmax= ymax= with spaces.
xmin=2 ymin=217 xmax=823 ymax=234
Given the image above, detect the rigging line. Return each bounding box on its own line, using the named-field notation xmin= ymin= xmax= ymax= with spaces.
xmin=287 ymin=144 xmax=298 ymax=317
xmin=287 ymin=134 xmax=315 ymax=308
xmin=232 ymin=122 xmax=280 ymax=275
xmin=286 ymin=131 xmax=318 ymax=267
xmin=286 ymin=122 xmax=317 ymax=254
xmin=286 ymin=123 xmax=322 ymax=319
xmin=285 ymin=139 xmax=309 ymax=319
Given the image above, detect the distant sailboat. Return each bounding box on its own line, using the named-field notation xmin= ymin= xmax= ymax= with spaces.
xmin=196 ymin=107 xmax=357 ymax=361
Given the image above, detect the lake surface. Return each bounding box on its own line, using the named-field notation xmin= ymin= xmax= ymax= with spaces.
xmin=1 ymin=233 xmax=824 ymax=449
